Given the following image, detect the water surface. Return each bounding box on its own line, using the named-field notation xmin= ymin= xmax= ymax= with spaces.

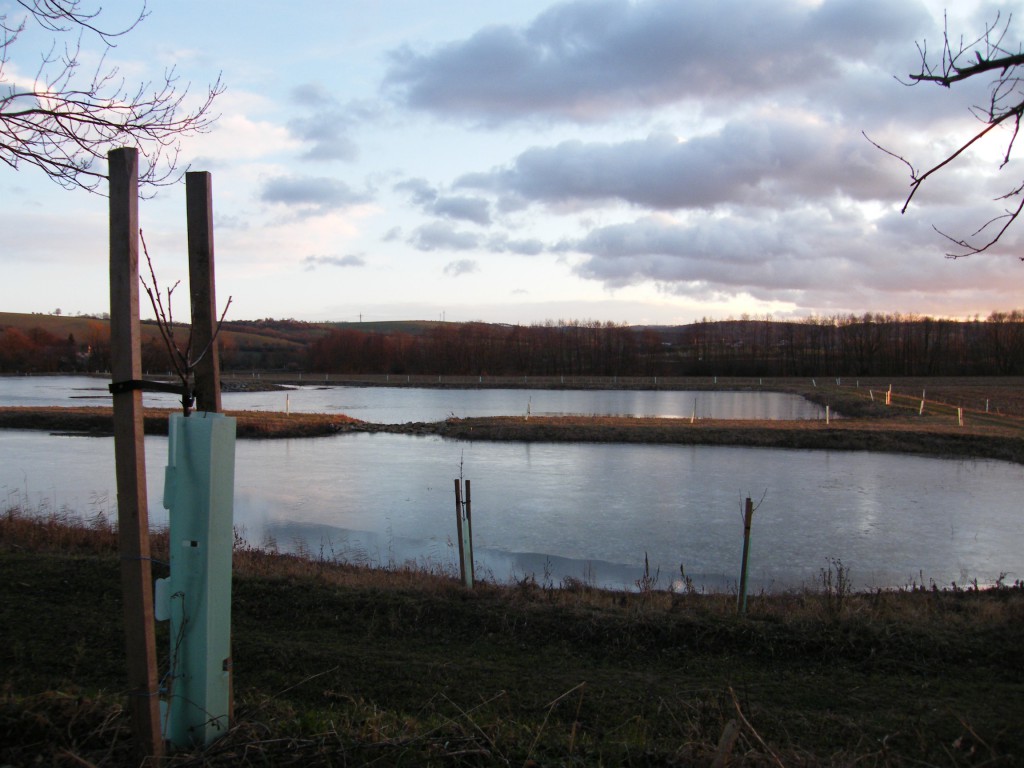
xmin=0 ymin=375 xmax=827 ymax=422
xmin=3 ymin=428 xmax=1019 ymax=593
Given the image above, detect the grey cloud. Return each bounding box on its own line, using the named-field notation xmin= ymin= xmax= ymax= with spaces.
xmin=409 ymin=222 xmax=481 ymax=251
xmin=303 ymin=254 xmax=367 ymax=270
xmin=564 ymin=207 xmax=964 ymax=305
xmin=290 ymin=83 xmax=337 ymax=107
xmin=443 ymin=259 xmax=479 ymax=276
xmin=431 ymin=196 xmax=491 ymax=225
xmin=488 ymin=234 xmax=544 ymax=255
xmin=260 ymin=175 xmax=369 ymax=213
xmin=457 ymin=121 xmax=907 ymax=212
xmin=288 ymin=114 xmax=358 ymax=161
xmin=396 ymin=178 xmax=492 ymax=224
xmin=287 ymin=87 xmax=382 ymax=162
xmin=385 ymin=0 xmax=930 ymax=122
xmin=394 ymin=178 xmax=438 ymax=205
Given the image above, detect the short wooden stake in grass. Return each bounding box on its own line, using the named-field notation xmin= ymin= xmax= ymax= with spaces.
xmin=108 ymin=147 xmax=164 ymax=761
xmin=737 ymin=497 xmax=754 ymax=615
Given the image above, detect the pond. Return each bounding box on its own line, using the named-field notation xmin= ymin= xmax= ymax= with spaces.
xmin=0 ymin=374 xmax=827 ymax=422
xmin=3 ymin=426 xmax=1019 ymax=593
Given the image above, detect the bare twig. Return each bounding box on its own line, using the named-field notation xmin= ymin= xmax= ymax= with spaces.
xmin=1 ymin=1 xmax=223 ymax=193
xmin=729 ymin=686 xmax=785 ymax=768
xmin=525 ymin=682 xmax=587 ymax=763
xmin=871 ymin=12 xmax=1024 ymax=257
xmin=137 ymin=229 xmax=232 ymax=414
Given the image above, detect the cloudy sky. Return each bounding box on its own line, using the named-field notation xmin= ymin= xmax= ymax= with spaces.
xmin=1 ymin=0 xmax=1021 ymax=325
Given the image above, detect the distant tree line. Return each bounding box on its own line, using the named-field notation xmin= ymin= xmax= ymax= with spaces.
xmin=671 ymin=312 xmax=1024 ymax=377
xmin=308 ymin=320 xmax=658 ymax=377
xmin=308 ymin=313 xmax=1024 ymax=378
xmin=0 ymin=324 xmax=108 ymax=373
xmin=4 ymin=312 xmax=1024 ymax=377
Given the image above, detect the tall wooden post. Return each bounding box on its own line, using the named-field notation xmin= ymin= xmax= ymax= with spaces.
xmin=108 ymin=147 xmax=164 ymax=759
xmin=186 ymin=171 xmax=222 ymax=413
xmin=185 ymin=170 xmax=234 ymax=724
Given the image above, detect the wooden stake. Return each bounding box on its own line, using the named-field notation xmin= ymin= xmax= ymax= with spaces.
xmin=186 ymin=172 xmax=222 ymax=413
xmin=108 ymin=147 xmax=163 ymax=760
xmin=453 ymin=479 xmax=465 ymax=584
xmin=737 ymin=497 xmax=754 ymax=615
xmin=186 ymin=170 xmax=235 ymax=726
xmin=465 ymin=479 xmax=474 ymax=585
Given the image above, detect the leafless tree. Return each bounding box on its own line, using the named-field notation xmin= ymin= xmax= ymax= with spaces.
xmin=870 ymin=12 xmax=1024 ymax=258
xmin=1 ymin=0 xmax=223 ymax=193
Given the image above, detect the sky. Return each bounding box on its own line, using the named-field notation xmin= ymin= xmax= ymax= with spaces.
xmin=1 ymin=0 xmax=1022 ymax=326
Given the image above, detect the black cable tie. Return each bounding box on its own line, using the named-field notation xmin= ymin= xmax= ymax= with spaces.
xmin=109 ymin=379 xmax=188 ymax=397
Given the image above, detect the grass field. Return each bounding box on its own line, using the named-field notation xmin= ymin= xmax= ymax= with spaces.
xmin=1 ymin=508 xmax=1023 ymax=767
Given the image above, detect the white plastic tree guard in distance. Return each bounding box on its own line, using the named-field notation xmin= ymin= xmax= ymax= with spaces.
xmin=157 ymin=412 xmax=237 ymax=748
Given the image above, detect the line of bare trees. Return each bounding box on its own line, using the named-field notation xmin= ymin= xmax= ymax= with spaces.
xmin=308 ymin=320 xmax=661 ymax=377
xmin=675 ymin=312 xmax=1024 ymax=377
xmin=6 ymin=312 xmax=1024 ymax=378
xmin=308 ymin=313 xmax=1024 ymax=378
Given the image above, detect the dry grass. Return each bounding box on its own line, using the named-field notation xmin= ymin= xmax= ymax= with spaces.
xmin=2 ymin=505 xmax=1023 ymax=766
xmin=0 ymin=405 xmax=363 ymax=438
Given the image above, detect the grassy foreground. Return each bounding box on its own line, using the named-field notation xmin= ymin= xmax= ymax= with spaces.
xmin=2 ymin=509 xmax=1023 ymax=767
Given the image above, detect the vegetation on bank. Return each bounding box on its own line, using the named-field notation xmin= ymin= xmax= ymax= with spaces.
xmin=7 ymin=309 xmax=1024 ymax=377
xmin=3 ymin=375 xmax=1024 ymax=462
xmin=2 ymin=507 xmax=1023 ymax=767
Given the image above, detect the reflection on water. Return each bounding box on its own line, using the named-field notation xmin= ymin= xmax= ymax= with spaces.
xmin=2 ymin=428 xmax=1020 ymax=593
xmin=0 ymin=375 xmax=827 ymax=422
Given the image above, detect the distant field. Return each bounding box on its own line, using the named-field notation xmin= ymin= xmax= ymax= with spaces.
xmin=0 ymin=311 xmax=303 ymax=352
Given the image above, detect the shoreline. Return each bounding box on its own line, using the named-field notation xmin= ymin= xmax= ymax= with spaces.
xmin=1 ymin=404 xmax=1023 ymax=463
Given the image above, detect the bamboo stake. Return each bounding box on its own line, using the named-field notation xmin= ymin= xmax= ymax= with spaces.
xmin=108 ymin=147 xmax=163 ymax=760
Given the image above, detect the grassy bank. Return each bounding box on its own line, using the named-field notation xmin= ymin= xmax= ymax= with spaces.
xmin=0 ymin=406 xmax=362 ymax=439
xmin=3 ymin=399 xmax=1024 ymax=463
xmin=2 ymin=509 xmax=1023 ymax=766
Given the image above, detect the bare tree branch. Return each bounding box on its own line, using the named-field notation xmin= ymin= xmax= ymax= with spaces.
xmin=1 ymin=0 xmax=223 ymax=194
xmin=138 ymin=230 xmax=232 ymax=415
xmin=876 ymin=11 xmax=1024 ymax=258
